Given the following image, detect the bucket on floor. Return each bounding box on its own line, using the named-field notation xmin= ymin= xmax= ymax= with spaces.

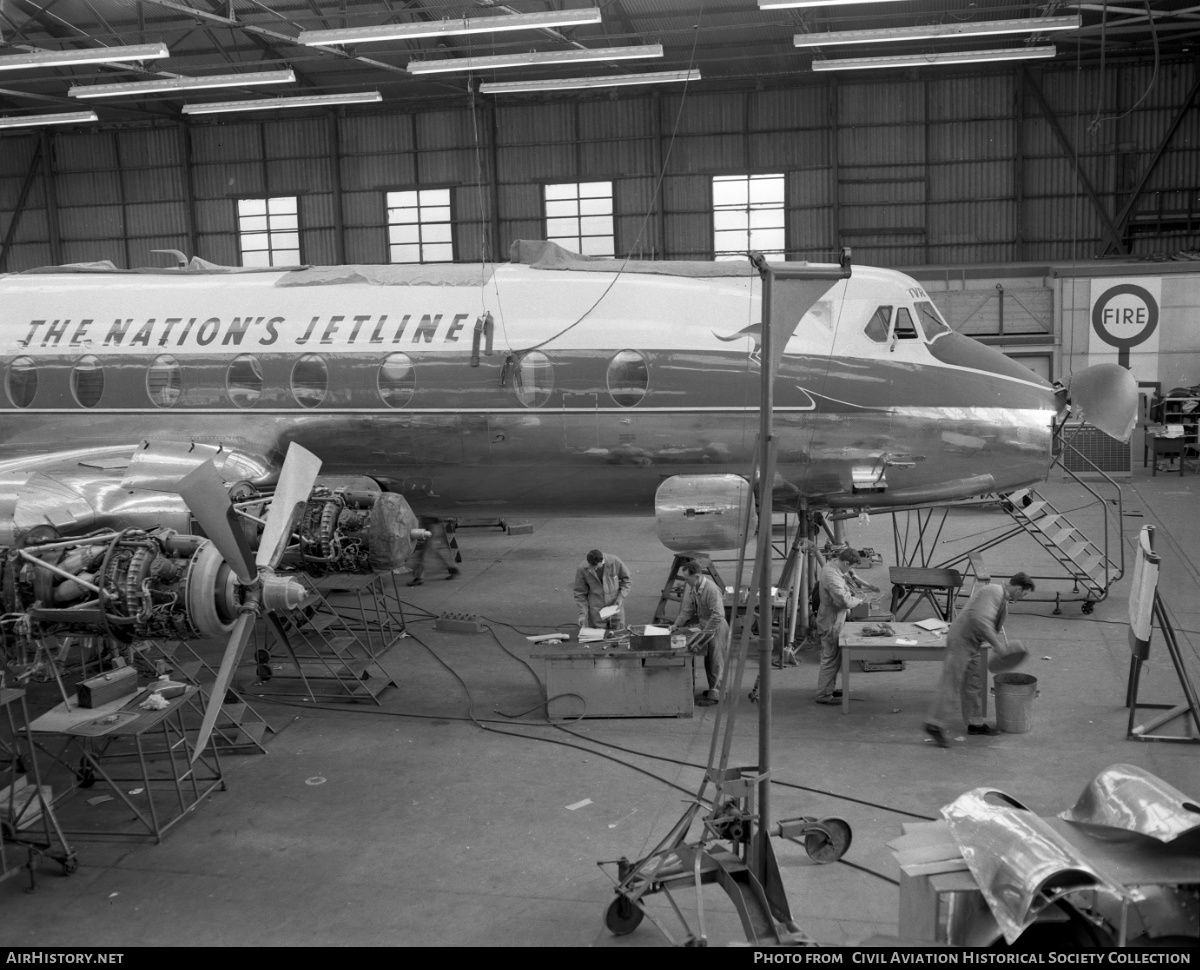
xmin=992 ymin=672 xmax=1039 ymax=734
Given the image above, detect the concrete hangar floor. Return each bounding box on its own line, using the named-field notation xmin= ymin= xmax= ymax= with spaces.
xmin=2 ymin=460 xmax=1199 ymax=948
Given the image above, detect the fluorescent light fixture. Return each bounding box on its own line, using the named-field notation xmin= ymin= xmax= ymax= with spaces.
xmin=181 ymin=91 xmax=381 ymax=115
xmin=811 ymin=46 xmax=1057 ymax=71
xmin=409 ymin=43 xmax=662 ymax=74
xmin=480 ymin=69 xmax=700 ymax=94
xmin=795 ymin=16 xmax=1081 ymax=48
xmin=0 ymin=43 xmax=169 ymax=72
xmin=0 ymin=110 xmax=98 ymax=129
xmin=761 ymin=0 xmax=913 ymax=8
xmin=300 ymin=8 xmax=602 ymax=46
xmin=70 ymin=69 xmax=296 ymax=99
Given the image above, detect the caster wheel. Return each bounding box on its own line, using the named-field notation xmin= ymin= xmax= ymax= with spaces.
xmin=254 ymin=649 xmax=272 ymax=665
xmin=61 ymin=857 xmax=79 ymax=876
xmin=256 ymin=664 xmax=273 ymax=681
xmin=1082 ymin=602 xmax=1095 ymax=615
xmin=804 ymin=818 xmax=852 ymax=864
xmin=78 ymin=768 xmax=96 ymax=789
xmin=605 ymin=894 xmax=644 ymax=936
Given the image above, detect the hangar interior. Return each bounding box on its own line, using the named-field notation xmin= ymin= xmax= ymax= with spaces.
xmin=1 ymin=0 xmax=1200 ymax=950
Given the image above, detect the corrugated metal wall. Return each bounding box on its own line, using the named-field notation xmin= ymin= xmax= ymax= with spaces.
xmin=4 ymin=59 xmax=1200 ymax=273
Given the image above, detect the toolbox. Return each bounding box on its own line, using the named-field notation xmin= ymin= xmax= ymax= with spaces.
xmin=76 ymin=666 xmax=138 ymax=709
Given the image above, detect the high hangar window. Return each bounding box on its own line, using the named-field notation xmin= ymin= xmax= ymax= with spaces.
xmin=713 ymin=174 xmax=785 ymax=261
xmin=544 ymin=182 xmax=614 ymax=257
xmin=387 ymin=189 xmax=453 ymax=263
xmin=238 ymin=197 xmax=300 ymax=267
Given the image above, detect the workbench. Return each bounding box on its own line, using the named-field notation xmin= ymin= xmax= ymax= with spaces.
xmin=839 ymin=621 xmax=987 ymax=717
xmin=530 ymin=638 xmax=695 ymax=719
xmin=29 ymin=684 xmax=224 ymax=843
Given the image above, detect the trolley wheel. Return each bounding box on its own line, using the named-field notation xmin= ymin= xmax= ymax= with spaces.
xmin=605 ymin=894 xmax=645 ymax=936
xmin=78 ymin=767 xmax=96 ymax=789
xmin=254 ymin=649 xmax=272 ymax=665
xmin=256 ymin=664 xmax=273 ymax=681
xmin=61 ymin=856 xmax=78 ymax=876
xmin=1081 ymin=601 xmax=1095 ymax=615
xmin=804 ymin=817 xmax=852 ymax=864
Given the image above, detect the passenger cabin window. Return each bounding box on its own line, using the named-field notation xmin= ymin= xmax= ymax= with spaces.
xmin=893 ymin=308 xmax=920 ymax=340
xmin=6 ymin=357 xmax=37 ymax=408
xmin=864 ymin=306 xmax=892 ymax=343
xmin=147 ymin=355 xmax=182 ymax=408
xmin=514 ymin=351 xmax=554 ymax=408
xmin=607 ymin=350 xmax=649 ymax=407
xmin=378 ymin=353 xmax=416 ymax=408
xmin=291 ymin=354 xmax=328 ymax=408
xmin=915 ymin=301 xmax=951 ymax=339
xmin=227 ymin=355 xmax=263 ymax=408
xmin=71 ymin=356 xmax=104 ymax=408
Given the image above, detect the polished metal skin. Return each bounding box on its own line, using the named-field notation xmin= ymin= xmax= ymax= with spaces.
xmin=1059 ymin=763 xmax=1200 ymax=843
xmin=941 ymin=787 xmax=1126 ymax=944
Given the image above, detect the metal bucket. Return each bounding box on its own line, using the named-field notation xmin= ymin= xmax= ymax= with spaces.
xmin=992 ymin=672 xmax=1039 ymax=734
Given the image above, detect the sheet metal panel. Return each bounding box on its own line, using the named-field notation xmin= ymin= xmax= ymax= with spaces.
xmin=498 ymin=183 xmax=542 ymax=219
xmin=343 ymin=227 xmax=383 ymax=264
xmin=664 ymin=212 xmax=711 ymax=257
xmin=191 ymin=161 xmax=264 ymax=198
xmin=54 ymin=171 xmax=120 ymax=208
xmin=662 ymin=175 xmax=709 ymax=211
xmin=840 ymin=81 xmax=925 ymax=126
xmin=343 ymin=190 xmax=386 ymax=228
xmin=928 ymin=75 xmax=1013 ymax=122
xmin=752 ymin=87 xmax=829 ymax=131
xmin=53 ymin=132 xmax=117 ymax=173
xmin=194 ymin=198 xmax=235 ymax=235
xmin=0 ymin=133 xmax=36 ymax=177
xmin=301 ymin=193 xmax=333 ymax=228
xmin=754 ymin=130 xmax=828 ymax=171
xmin=497 ymin=143 xmax=574 ymax=182
xmin=1060 ymin=764 xmax=1200 ymax=843
xmin=340 ymin=114 xmax=413 ymax=154
xmin=581 ymin=137 xmax=654 ymax=179
xmin=931 ymin=161 xmax=1012 ymax=202
xmin=189 ymin=124 xmax=262 ymax=164
xmin=302 ymin=228 xmax=336 ymax=265
xmin=125 ymin=202 xmax=186 ymax=237
xmin=60 ymin=240 xmax=121 ymax=264
xmin=792 ymin=169 xmax=833 ymax=209
xmin=839 ymin=126 xmax=924 ymax=167
xmin=615 ymin=177 xmax=655 ymax=216
xmin=667 ymin=134 xmax=743 ymax=173
xmin=497 ymin=103 xmax=573 ymax=147
xmin=422 ymin=149 xmax=481 ymax=185
xmin=57 ymin=203 xmax=122 ymax=240
xmin=927 ymin=243 xmax=1016 ymax=265
xmin=121 ymin=167 xmax=187 ymax=205
xmin=928 ymin=202 xmax=1012 ymax=248
xmin=340 ymin=153 xmax=416 ymax=192
xmin=265 ymin=156 xmax=333 ymax=196
xmin=264 ymin=119 xmax=328 ymax=158
xmin=674 ymin=92 xmax=750 ymax=135
xmin=417 ymin=109 xmax=476 ymax=150
xmin=792 ymin=208 xmax=834 ymax=252
xmin=928 ymin=120 xmax=1012 ymax=163
xmin=577 ymin=98 xmax=654 ymax=140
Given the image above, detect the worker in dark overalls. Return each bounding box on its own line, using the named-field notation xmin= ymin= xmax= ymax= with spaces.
xmin=670 ymin=560 xmax=731 ymax=707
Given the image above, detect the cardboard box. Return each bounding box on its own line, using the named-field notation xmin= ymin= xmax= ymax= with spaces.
xmin=77 ymin=666 xmax=138 ymax=709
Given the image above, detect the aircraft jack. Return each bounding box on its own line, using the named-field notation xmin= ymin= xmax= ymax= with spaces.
xmin=600 ymin=766 xmax=851 ymax=946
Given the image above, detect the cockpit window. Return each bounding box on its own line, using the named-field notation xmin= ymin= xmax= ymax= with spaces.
xmin=864 ymin=306 xmax=892 ymax=343
xmin=915 ymin=301 xmax=951 ymax=339
xmin=893 ymin=307 xmax=920 ymax=340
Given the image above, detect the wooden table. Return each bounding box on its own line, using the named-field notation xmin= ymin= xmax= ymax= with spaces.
xmin=839 ymin=621 xmax=988 ymax=716
xmin=530 ymin=639 xmax=695 ymax=719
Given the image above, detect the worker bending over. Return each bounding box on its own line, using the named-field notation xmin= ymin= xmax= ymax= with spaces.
xmin=924 ymin=571 xmax=1036 ymax=748
xmin=670 ymin=561 xmax=731 ymax=707
xmin=814 ymin=548 xmax=866 ymax=705
xmin=573 ymin=549 xmax=632 ymax=631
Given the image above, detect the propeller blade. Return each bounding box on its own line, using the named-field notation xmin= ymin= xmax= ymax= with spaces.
xmin=257 ymin=443 xmax=322 ymax=570
xmin=178 ymin=459 xmax=256 ymax=584
xmin=1067 ymin=364 xmax=1138 ymax=443
xmin=190 ymin=611 xmax=255 ymax=763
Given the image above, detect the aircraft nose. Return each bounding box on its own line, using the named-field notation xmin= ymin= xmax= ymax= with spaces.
xmin=926 ymin=332 xmax=1055 ymax=393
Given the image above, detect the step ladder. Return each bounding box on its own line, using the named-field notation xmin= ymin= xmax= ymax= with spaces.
xmin=653 ymin=553 xmax=726 ymax=624
xmin=250 ymin=575 xmax=399 ymax=704
xmin=138 ymin=639 xmax=272 ymax=755
xmin=999 ymin=486 xmax=1119 ymax=608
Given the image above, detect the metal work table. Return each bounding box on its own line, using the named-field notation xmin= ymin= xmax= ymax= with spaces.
xmin=530 ymin=638 xmax=695 ymax=719
xmin=29 ymin=685 xmax=224 ymax=843
xmin=840 ymin=621 xmax=986 ymax=717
